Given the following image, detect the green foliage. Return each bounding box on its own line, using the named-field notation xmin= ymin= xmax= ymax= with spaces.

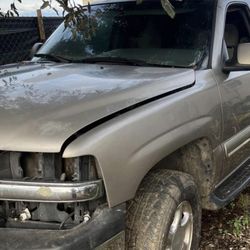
xmin=160 ymin=0 xmax=175 ymax=18
xmin=228 ymin=215 xmax=249 ymax=237
xmin=137 ymin=0 xmax=175 ymax=18
xmin=227 ymin=193 xmax=250 ymax=237
xmin=1 ymin=1 xmax=21 ymax=17
xmin=0 ymin=0 xmax=176 ymax=19
xmin=238 ymin=193 xmax=250 ymax=211
xmin=0 ymin=0 xmax=175 ymax=39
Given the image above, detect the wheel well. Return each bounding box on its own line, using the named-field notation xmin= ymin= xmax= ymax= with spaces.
xmin=151 ymin=138 xmax=216 ymax=208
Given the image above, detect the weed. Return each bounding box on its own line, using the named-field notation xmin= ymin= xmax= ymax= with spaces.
xmin=228 ymin=215 xmax=249 ymax=236
xmin=227 ymin=193 xmax=250 ymax=237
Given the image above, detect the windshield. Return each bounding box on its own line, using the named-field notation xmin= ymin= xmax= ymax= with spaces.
xmin=36 ymin=0 xmax=214 ymax=68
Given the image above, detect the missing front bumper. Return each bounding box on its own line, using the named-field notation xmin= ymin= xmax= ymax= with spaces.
xmin=0 ymin=204 xmax=125 ymax=250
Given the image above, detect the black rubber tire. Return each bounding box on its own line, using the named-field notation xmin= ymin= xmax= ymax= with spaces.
xmin=126 ymin=169 xmax=201 ymax=250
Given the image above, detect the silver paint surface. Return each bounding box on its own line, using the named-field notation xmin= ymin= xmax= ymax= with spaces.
xmin=211 ymin=0 xmax=250 ymax=177
xmin=64 ymin=69 xmax=223 ymax=206
xmin=0 ymin=62 xmax=194 ymax=152
xmin=2 ymin=0 xmax=250 ymax=207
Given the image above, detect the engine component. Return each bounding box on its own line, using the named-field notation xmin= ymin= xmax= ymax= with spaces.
xmin=0 ymin=153 xmax=103 ymax=230
xmin=19 ymin=208 xmax=31 ymax=222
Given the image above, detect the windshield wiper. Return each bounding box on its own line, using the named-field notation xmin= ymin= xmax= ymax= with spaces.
xmin=34 ymin=53 xmax=72 ymax=63
xmin=73 ymin=56 xmax=168 ymax=67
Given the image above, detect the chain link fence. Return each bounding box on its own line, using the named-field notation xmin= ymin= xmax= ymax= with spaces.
xmin=0 ymin=17 xmax=62 ymax=65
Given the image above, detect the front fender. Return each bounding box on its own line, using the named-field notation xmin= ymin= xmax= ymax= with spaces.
xmin=63 ymin=73 xmax=221 ymax=207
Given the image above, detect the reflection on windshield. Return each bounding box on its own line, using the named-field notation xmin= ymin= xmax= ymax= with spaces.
xmin=35 ymin=0 xmax=214 ymax=68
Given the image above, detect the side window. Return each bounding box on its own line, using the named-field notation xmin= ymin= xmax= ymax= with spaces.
xmin=224 ymin=5 xmax=250 ymax=61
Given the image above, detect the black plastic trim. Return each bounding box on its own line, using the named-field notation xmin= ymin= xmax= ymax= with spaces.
xmin=0 ymin=204 xmax=125 ymax=250
xmin=208 ymin=0 xmax=218 ymax=69
xmin=210 ymin=160 xmax=250 ymax=208
xmin=223 ymin=64 xmax=250 ymax=73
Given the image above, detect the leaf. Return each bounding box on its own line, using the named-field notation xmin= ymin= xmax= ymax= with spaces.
xmin=78 ymin=16 xmax=88 ymax=31
xmin=160 ymin=0 xmax=175 ymax=19
xmin=71 ymin=28 xmax=77 ymax=40
xmin=40 ymin=0 xmax=50 ymax=9
xmin=53 ymin=7 xmax=59 ymax=16
xmin=2 ymin=79 xmax=8 ymax=85
xmin=10 ymin=3 xmax=16 ymax=11
xmin=136 ymin=0 xmax=143 ymax=5
xmin=13 ymin=9 xmax=19 ymax=16
xmin=10 ymin=3 xmax=19 ymax=16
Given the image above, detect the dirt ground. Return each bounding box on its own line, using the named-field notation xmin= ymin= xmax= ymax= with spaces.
xmin=200 ymin=188 xmax=250 ymax=250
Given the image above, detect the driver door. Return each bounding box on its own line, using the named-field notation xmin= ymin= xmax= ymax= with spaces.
xmin=219 ymin=3 xmax=250 ymax=176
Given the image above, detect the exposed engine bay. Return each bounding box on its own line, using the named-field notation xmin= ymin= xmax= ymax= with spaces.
xmin=0 ymin=152 xmax=104 ymax=230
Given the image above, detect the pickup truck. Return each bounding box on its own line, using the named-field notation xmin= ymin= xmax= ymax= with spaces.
xmin=0 ymin=0 xmax=250 ymax=249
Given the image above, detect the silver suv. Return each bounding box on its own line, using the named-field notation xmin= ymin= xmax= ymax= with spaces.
xmin=0 ymin=0 xmax=250 ymax=249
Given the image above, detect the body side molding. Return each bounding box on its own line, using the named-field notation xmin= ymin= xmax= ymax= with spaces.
xmin=224 ymin=126 xmax=250 ymax=157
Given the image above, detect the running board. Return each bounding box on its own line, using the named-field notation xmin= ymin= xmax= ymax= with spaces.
xmin=0 ymin=179 xmax=103 ymax=203
xmin=211 ymin=160 xmax=250 ymax=208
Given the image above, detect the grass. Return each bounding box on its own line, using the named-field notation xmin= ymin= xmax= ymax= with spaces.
xmin=200 ymin=188 xmax=250 ymax=249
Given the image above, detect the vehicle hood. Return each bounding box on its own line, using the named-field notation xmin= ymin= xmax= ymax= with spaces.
xmin=0 ymin=62 xmax=195 ymax=152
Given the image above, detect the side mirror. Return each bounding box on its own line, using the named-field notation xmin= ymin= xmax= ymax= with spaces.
xmin=223 ymin=43 xmax=250 ymax=73
xmin=30 ymin=42 xmax=43 ymax=59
